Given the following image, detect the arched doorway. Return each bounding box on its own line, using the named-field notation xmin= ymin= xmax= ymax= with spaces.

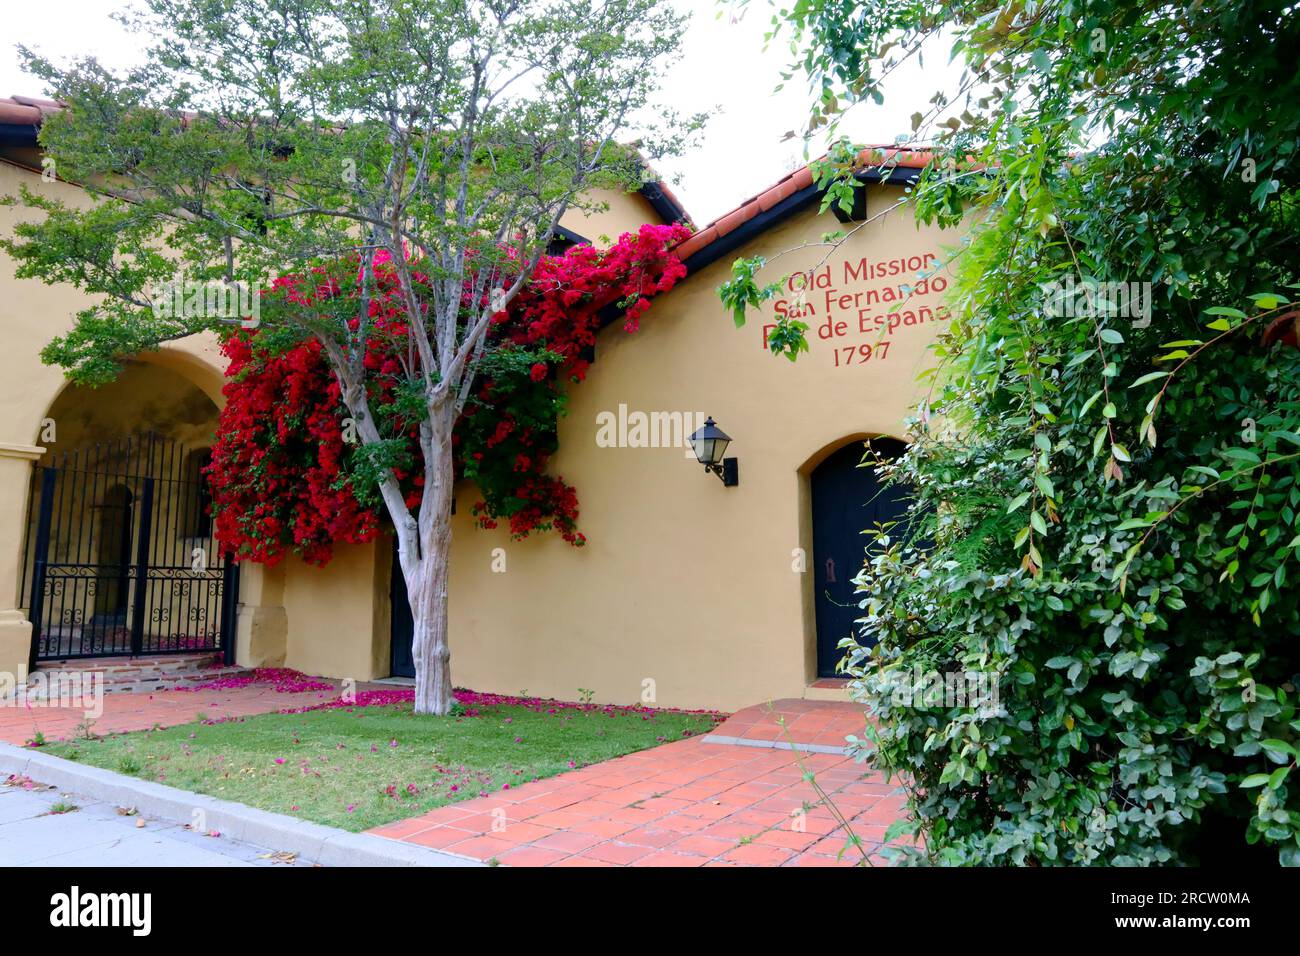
xmin=810 ymin=436 xmax=910 ymax=677
xmin=20 ymin=360 xmax=237 ymax=664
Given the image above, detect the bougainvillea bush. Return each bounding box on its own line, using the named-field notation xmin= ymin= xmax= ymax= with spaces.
xmin=208 ymin=223 xmax=689 ymax=566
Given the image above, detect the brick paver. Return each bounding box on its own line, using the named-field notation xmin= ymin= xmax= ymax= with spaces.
xmin=0 ymin=679 xmax=356 ymax=745
xmin=369 ymin=698 xmax=908 ymax=867
xmin=4 ymin=679 xmax=910 ymax=868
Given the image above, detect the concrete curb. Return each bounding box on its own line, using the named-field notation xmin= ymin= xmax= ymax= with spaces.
xmin=0 ymin=741 xmax=482 ymax=868
xmin=701 ymin=734 xmax=849 ymax=756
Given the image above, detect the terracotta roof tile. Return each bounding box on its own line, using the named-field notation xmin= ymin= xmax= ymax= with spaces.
xmin=0 ymin=98 xmax=43 ymax=125
xmin=10 ymin=95 xmax=62 ymax=109
xmin=673 ymin=145 xmax=933 ymax=267
xmin=788 ymin=164 xmax=816 ymax=192
xmin=672 ymin=226 xmax=717 ymax=262
xmin=1 ymin=94 xmax=67 ymax=125
xmin=711 ymin=206 xmax=751 ymax=239
xmin=694 ymin=146 xmax=927 ymax=233
xmin=756 ymin=175 xmax=802 ymax=213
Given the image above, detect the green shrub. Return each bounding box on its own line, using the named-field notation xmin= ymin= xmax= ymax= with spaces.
xmin=725 ymin=0 xmax=1300 ymax=864
xmin=849 ymin=350 xmax=1300 ymax=864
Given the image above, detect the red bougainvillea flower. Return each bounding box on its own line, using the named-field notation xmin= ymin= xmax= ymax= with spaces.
xmin=208 ymin=223 xmax=690 ymax=566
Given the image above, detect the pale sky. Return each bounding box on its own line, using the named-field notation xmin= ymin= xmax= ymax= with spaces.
xmin=0 ymin=0 xmax=961 ymax=225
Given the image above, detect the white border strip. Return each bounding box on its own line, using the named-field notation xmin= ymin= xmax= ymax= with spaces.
xmin=701 ymin=734 xmax=849 ymax=756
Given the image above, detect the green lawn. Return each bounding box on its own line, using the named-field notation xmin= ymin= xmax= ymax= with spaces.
xmin=46 ymin=697 xmax=722 ymax=831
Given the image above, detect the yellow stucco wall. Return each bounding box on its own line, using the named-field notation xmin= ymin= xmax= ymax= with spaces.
xmin=562 ymin=187 xmax=666 ymax=243
xmin=0 ymin=151 xmax=667 ymax=685
xmin=1 ymin=146 xmax=958 ymax=712
xmin=0 ymin=160 xmax=229 ymax=430
xmin=0 ymin=158 xmax=230 ymax=679
xmin=281 ymin=541 xmax=391 ymax=681
xmin=435 ymin=183 xmax=958 ymax=711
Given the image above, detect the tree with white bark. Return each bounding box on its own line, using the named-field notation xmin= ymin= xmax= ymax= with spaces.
xmin=2 ymin=0 xmax=695 ymax=713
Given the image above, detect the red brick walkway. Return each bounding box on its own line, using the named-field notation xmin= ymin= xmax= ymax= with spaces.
xmin=0 ymin=680 xmax=353 ymax=745
xmin=3 ymin=681 xmax=909 ymax=867
xmin=369 ymin=699 xmax=905 ymax=867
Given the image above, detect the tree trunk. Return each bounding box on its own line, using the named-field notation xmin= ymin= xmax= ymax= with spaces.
xmin=406 ymin=399 xmax=457 ymax=716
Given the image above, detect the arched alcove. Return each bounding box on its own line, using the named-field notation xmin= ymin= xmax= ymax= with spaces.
xmin=37 ymin=360 xmax=220 ymax=461
xmin=17 ymin=358 xmax=239 ymax=662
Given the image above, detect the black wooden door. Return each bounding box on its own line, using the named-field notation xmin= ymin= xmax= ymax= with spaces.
xmin=810 ymin=438 xmax=909 ymax=677
xmin=390 ymin=538 xmax=415 ymax=678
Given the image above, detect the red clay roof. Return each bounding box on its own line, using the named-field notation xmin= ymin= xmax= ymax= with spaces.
xmin=0 ymin=94 xmax=64 ymax=126
xmin=1 ymin=93 xmax=215 ymax=134
xmin=673 ymin=145 xmax=934 ymax=262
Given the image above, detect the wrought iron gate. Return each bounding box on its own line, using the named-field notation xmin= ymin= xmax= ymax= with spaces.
xmin=21 ymin=434 xmax=239 ymax=667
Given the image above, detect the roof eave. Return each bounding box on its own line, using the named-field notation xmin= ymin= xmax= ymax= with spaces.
xmin=637 ymin=178 xmax=690 ymax=227
xmin=0 ymin=122 xmax=40 ymax=147
xmin=678 ymin=164 xmax=923 ymax=277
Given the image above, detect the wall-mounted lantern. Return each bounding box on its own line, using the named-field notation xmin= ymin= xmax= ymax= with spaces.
xmin=688 ymin=416 xmax=739 ymax=487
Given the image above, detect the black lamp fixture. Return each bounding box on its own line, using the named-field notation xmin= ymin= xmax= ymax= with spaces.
xmin=688 ymin=416 xmax=739 ymax=487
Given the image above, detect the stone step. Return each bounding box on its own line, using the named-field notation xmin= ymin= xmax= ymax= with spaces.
xmin=18 ymin=655 xmax=246 ymax=701
xmin=41 ymin=653 xmax=225 ymax=674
